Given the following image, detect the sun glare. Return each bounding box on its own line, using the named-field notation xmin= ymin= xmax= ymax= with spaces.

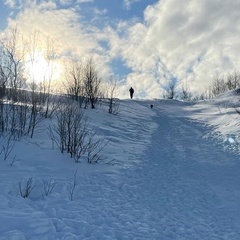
xmin=24 ymin=50 xmax=61 ymax=84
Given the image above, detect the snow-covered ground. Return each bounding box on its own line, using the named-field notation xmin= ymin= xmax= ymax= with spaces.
xmin=0 ymin=90 xmax=240 ymax=239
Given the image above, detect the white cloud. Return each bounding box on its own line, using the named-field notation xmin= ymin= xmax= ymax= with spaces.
xmin=3 ymin=0 xmax=240 ymax=99
xmin=3 ymin=1 xmax=112 ymax=88
xmin=77 ymin=0 xmax=94 ymax=3
xmin=124 ymin=0 xmax=140 ymax=10
xmin=12 ymin=3 xmax=105 ymax=54
xmin=107 ymin=0 xmax=240 ymax=98
xmin=59 ymin=0 xmax=72 ymax=6
xmin=93 ymin=8 xmax=107 ymax=16
xmin=4 ymin=0 xmax=16 ymax=8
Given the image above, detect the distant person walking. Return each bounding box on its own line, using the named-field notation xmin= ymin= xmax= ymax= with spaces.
xmin=129 ymin=87 xmax=134 ymax=99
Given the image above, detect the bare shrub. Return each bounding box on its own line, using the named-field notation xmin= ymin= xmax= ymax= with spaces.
xmin=226 ymin=72 xmax=240 ymax=90
xmin=162 ymin=80 xmax=177 ymax=99
xmin=67 ymin=170 xmax=78 ymax=201
xmin=106 ymin=77 xmax=120 ymax=114
xmin=0 ymin=133 xmax=15 ymax=161
xmin=179 ymin=84 xmax=192 ymax=101
xmin=42 ymin=178 xmax=57 ymax=197
xmin=86 ymin=132 xmax=107 ymax=164
xmin=0 ymin=99 xmax=30 ymax=139
xmin=18 ymin=177 xmax=35 ymax=198
xmin=212 ymin=73 xmax=227 ymax=96
xmin=49 ymin=100 xmax=89 ymax=162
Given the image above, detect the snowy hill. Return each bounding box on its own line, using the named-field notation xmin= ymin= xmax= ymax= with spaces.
xmin=0 ymin=90 xmax=240 ymax=239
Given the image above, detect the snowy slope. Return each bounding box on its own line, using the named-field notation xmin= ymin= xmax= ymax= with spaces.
xmin=0 ymin=91 xmax=240 ymax=240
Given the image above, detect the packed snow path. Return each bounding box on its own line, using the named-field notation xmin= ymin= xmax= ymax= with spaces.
xmin=129 ymin=102 xmax=240 ymax=239
xmin=1 ymin=100 xmax=240 ymax=239
xmin=101 ymin=101 xmax=240 ymax=240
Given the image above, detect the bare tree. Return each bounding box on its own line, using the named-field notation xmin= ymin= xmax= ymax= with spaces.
xmin=27 ymin=82 xmax=44 ymax=138
xmin=0 ymin=63 xmax=7 ymax=100
xmin=179 ymin=83 xmax=192 ymax=101
xmin=106 ymin=77 xmax=120 ymax=114
xmin=38 ymin=37 xmax=59 ymax=118
xmin=226 ymin=71 xmax=240 ymax=91
xmin=212 ymin=73 xmax=227 ymax=96
xmin=65 ymin=58 xmax=85 ymax=107
xmin=163 ymin=80 xmax=177 ymax=99
xmin=24 ymin=31 xmax=51 ymax=137
xmin=0 ymin=27 xmax=26 ymax=101
xmin=83 ymin=57 xmax=102 ymax=109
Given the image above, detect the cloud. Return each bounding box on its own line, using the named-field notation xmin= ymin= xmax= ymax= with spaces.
xmin=123 ymin=0 xmax=140 ymax=10
xmin=3 ymin=1 xmax=112 ymax=89
xmin=77 ymin=0 xmax=94 ymax=3
xmin=107 ymin=0 xmax=240 ymax=98
xmin=4 ymin=0 xmax=16 ymax=8
xmin=13 ymin=4 xmax=105 ymax=55
xmin=3 ymin=0 xmax=240 ymax=99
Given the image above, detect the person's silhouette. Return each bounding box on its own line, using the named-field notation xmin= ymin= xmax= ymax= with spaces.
xmin=129 ymin=87 xmax=134 ymax=99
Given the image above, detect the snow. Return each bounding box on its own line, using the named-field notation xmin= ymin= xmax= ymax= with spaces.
xmin=0 ymin=90 xmax=240 ymax=239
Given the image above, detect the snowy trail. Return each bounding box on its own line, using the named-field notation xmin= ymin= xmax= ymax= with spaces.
xmin=45 ymin=101 xmax=240 ymax=239
xmin=94 ymin=101 xmax=240 ymax=240
xmin=1 ymin=100 xmax=240 ymax=239
xmin=125 ymin=102 xmax=240 ymax=239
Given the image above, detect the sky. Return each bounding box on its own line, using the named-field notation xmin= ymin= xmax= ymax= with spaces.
xmin=0 ymin=0 xmax=240 ymax=99
xmin=1 ymin=91 xmax=240 ymax=238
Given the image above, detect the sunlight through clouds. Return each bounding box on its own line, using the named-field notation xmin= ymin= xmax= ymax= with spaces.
xmin=1 ymin=0 xmax=240 ymax=98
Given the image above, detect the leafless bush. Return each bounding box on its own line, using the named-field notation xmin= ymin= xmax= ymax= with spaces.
xmin=0 ymin=101 xmax=29 ymax=139
xmin=49 ymin=100 xmax=90 ymax=162
xmin=0 ymin=133 xmax=15 ymax=161
xmin=110 ymin=100 xmax=120 ymax=115
xmin=18 ymin=177 xmax=35 ymax=198
xmin=42 ymin=178 xmax=57 ymax=197
xmin=162 ymin=80 xmax=177 ymax=99
xmin=179 ymin=84 xmax=192 ymax=101
xmin=106 ymin=78 xmax=120 ymax=114
xmin=86 ymin=132 xmax=107 ymax=164
xmin=38 ymin=91 xmax=61 ymax=119
xmin=207 ymin=72 xmax=240 ymax=98
xmin=48 ymin=100 xmax=107 ymax=163
xmin=226 ymin=72 xmax=240 ymax=90
xmin=212 ymin=73 xmax=227 ymax=96
xmin=67 ymin=170 xmax=78 ymax=201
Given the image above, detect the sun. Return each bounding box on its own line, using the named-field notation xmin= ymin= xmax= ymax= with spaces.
xmin=24 ymin=50 xmax=61 ymax=84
